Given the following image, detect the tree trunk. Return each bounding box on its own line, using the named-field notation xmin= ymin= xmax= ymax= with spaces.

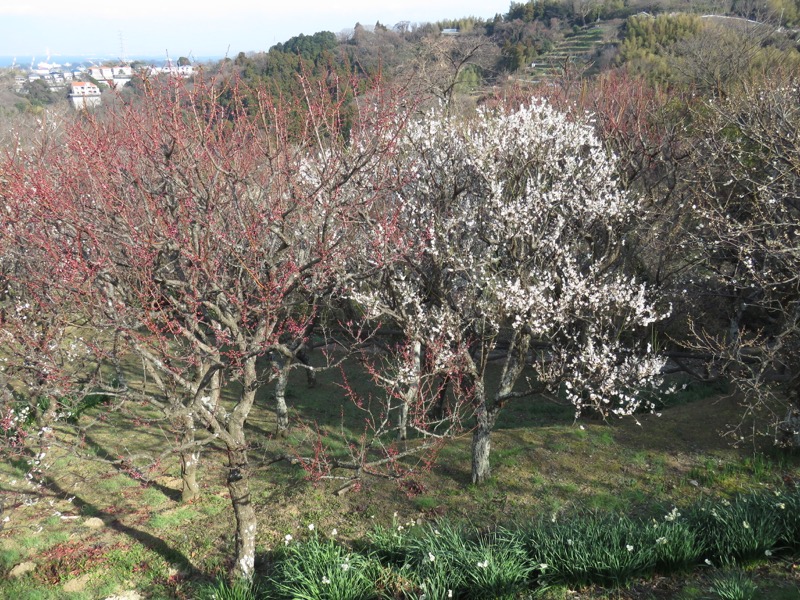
xmin=470 ymin=379 xmax=493 ymax=484
xmin=227 ymin=445 xmax=256 ymax=582
xmin=397 ymin=401 xmax=409 ymax=441
xmin=181 ymin=451 xmax=200 ymax=503
xmin=178 ymin=412 xmax=200 ymax=502
xmin=181 ymin=361 xmax=223 ymax=502
xmin=296 ymin=345 xmax=316 ymax=388
xmin=470 ymin=331 xmax=529 ymax=485
xmin=181 ymin=426 xmax=200 ymax=502
xmin=779 ymin=382 xmax=800 ymax=447
xmin=471 ymin=408 xmax=493 ymax=484
xmin=398 ymin=339 xmax=422 ymax=441
xmin=274 ymin=357 xmax=290 ymax=437
xmin=226 ymin=354 xmax=259 ymax=583
xmin=431 ymin=376 xmax=449 ymax=421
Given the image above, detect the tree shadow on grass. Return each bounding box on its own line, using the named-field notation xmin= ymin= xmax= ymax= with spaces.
xmin=81 ymin=432 xmax=182 ymax=502
xmin=42 ymin=475 xmax=193 ymax=572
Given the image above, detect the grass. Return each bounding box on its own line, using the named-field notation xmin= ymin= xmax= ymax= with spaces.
xmin=0 ymin=359 xmax=798 ymax=598
xmin=200 ymin=488 xmax=800 ymax=599
xmin=710 ymin=568 xmax=759 ymax=600
xmin=96 ymin=473 xmax=141 ymax=493
xmin=140 ymin=485 xmax=171 ymax=508
xmin=147 ymin=506 xmax=202 ymax=530
xmin=17 ymin=529 xmax=71 ymax=554
xmin=0 ymin=547 xmax=22 ymax=573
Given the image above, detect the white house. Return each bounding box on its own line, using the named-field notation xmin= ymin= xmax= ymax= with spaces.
xmin=88 ymin=65 xmax=132 ymax=80
xmin=144 ymin=63 xmax=194 ymax=78
xmin=69 ymin=81 xmax=102 ymax=110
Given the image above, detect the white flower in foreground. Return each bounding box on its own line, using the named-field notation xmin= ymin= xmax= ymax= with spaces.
xmin=477 ymin=559 xmax=489 ymax=568
xmin=308 ymin=523 xmax=315 ymax=531
xmin=538 ymin=563 xmax=548 ymax=571
xmin=284 ymin=534 xmax=292 ymax=545
xmin=428 ymin=552 xmax=435 ymax=562
xmin=765 ymin=549 xmax=773 ymax=557
xmin=448 ymin=590 xmax=453 ymax=598
xmin=322 ymin=576 xmax=331 ymax=584
xmin=743 ymin=521 xmax=750 ymax=529
xmin=626 ymin=545 xmax=634 ymax=552
xmin=656 ymin=537 xmax=667 ymax=545
xmin=331 ymin=528 xmax=338 ymax=536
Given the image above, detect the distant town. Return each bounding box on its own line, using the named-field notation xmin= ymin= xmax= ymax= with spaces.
xmin=7 ymin=56 xmax=202 ymax=109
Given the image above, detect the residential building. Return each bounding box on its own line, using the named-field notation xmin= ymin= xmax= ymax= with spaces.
xmin=69 ymin=81 xmax=102 ymax=109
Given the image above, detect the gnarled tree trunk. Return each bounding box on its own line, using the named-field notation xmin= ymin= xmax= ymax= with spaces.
xmin=227 ymin=443 xmax=256 ymax=581
xmin=470 ymin=331 xmax=530 ymax=485
xmin=274 ymin=356 xmax=291 ymax=437
xmin=471 ymin=380 xmax=494 ymax=484
xmin=177 ymin=411 xmax=200 ymax=502
xmin=226 ymin=354 xmax=259 ymax=582
xmin=398 ymin=339 xmax=422 ymax=441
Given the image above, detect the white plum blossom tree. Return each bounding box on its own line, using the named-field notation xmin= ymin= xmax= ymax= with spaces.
xmin=355 ymin=101 xmax=669 ymax=483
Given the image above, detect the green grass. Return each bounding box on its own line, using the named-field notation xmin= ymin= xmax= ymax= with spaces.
xmin=0 ymin=580 xmax=93 ymax=600
xmin=586 ymin=492 xmax=627 ymax=512
xmin=593 ymin=429 xmax=615 ymax=446
xmin=1 ymin=356 xmax=798 ymax=599
xmin=710 ymin=568 xmax=759 ymax=600
xmin=197 ymin=578 xmax=260 ymax=600
xmin=413 ymin=495 xmax=440 ymax=511
xmin=493 ymin=446 xmax=526 ymax=468
xmin=198 ymin=493 xmax=228 ymax=517
xmin=147 ymin=506 xmax=201 ymax=530
xmin=178 ymin=489 xmax=800 ymax=598
xmin=18 ymin=529 xmax=71 ymax=554
xmin=140 ymin=485 xmax=171 ymax=508
xmin=96 ymin=474 xmax=140 ymax=493
xmin=0 ymin=547 xmax=22 ymax=573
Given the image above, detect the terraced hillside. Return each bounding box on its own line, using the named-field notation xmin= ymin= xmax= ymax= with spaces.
xmin=527 ymin=24 xmax=616 ymax=80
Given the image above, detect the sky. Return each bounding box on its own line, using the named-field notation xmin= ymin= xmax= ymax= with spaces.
xmin=0 ymin=0 xmax=512 ymax=60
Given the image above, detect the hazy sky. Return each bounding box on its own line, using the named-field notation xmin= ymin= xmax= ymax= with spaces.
xmin=0 ymin=0 xmax=511 ymax=59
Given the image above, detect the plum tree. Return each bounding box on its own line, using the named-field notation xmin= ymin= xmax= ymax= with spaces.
xmin=351 ymin=101 xmax=668 ymax=484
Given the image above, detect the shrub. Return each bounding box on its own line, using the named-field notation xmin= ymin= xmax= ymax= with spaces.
xmin=520 ymin=514 xmax=661 ymax=587
xmin=762 ymin=488 xmax=800 ymax=550
xmin=407 ymin=524 xmax=532 ymax=600
xmin=269 ymin=534 xmax=381 ymax=600
xmin=686 ymin=494 xmax=781 ymax=564
xmin=710 ymin=568 xmax=758 ymax=600
xmin=198 ymin=577 xmax=259 ymax=600
xmin=285 ymin=489 xmax=800 ymax=597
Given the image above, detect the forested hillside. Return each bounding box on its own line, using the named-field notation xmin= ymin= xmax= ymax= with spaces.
xmin=215 ymin=0 xmax=800 ymax=100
